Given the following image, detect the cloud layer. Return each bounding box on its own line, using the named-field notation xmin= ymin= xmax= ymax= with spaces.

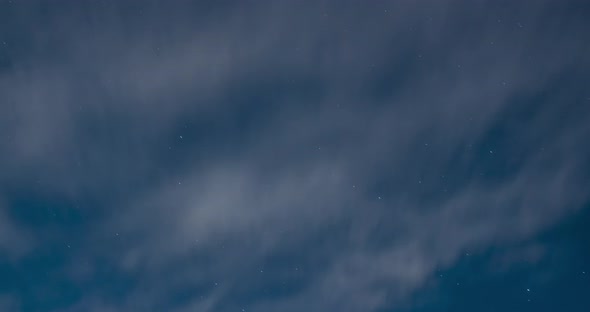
xmin=1 ymin=1 xmax=589 ymax=311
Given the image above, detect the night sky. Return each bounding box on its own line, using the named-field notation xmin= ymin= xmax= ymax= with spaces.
xmin=1 ymin=1 xmax=590 ymax=311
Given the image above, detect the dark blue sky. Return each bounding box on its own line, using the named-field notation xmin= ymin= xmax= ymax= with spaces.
xmin=1 ymin=1 xmax=589 ymax=311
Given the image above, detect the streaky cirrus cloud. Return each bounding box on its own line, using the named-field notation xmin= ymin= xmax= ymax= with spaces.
xmin=0 ymin=1 xmax=589 ymax=311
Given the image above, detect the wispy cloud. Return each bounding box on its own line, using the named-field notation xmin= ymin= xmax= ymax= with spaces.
xmin=0 ymin=1 xmax=588 ymax=311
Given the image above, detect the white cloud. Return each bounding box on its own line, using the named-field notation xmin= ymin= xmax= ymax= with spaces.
xmin=0 ymin=0 xmax=588 ymax=311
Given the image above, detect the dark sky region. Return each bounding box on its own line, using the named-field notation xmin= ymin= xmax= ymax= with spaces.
xmin=1 ymin=1 xmax=589 ymax=311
